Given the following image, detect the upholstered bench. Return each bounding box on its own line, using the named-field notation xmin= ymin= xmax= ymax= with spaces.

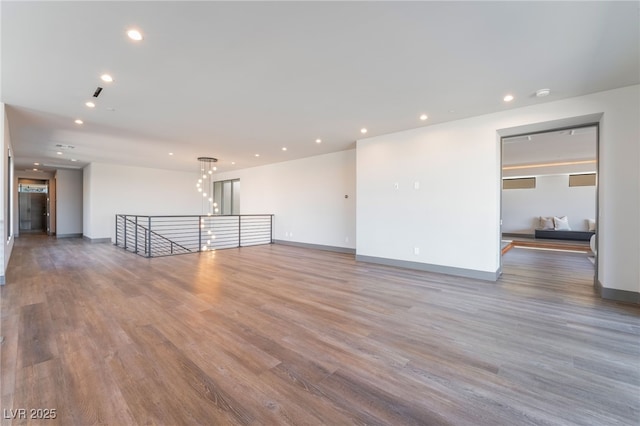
xmin=534 ymin=229 xmax=595 ymax=241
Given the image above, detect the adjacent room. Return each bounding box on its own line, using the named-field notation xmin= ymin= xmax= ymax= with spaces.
xmin=501 ymin=126 xmax=597 ymax=257
xmin=1 ymin=2 xmax=638 ymax=425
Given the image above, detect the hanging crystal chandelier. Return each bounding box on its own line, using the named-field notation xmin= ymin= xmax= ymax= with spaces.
xmin=196 ymin=157 xmax=218 ymax=251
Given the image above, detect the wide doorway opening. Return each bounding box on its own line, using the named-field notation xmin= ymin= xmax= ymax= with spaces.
xmin=500 ymin=124 xmax=598 ymax=285
xmin=18 ymin=179 xmax=49 ymax=234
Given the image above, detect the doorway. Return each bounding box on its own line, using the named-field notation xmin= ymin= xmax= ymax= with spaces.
xmin=500 ymin=124 xmax=598 ymax=280
xmin=18 ymin=179 xmax=49 ymax=234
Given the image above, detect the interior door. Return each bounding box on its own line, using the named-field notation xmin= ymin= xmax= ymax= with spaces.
xmin=30 ymin=193 xmax=46 ymax=231
xmin=19 ymin=192 xmax=31 ymax=231
xmin=19 ymin=192 xmax=47 ymax=232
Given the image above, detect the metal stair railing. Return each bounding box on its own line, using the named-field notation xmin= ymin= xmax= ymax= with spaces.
xmin=115 ymin=214 xmax=273 ymax=258
xmin=116 ymin=215 xmax=193 ymax=257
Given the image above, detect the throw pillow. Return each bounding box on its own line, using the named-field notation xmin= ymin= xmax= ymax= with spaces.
xmin=539 ymin=216 xmax=554 ymax=230
xmin=554 ymin=216 xmax=571 ymax=231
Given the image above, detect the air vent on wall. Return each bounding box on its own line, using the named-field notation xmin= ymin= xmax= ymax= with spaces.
xmin=93 ymin=87 xmax=103 ymax=97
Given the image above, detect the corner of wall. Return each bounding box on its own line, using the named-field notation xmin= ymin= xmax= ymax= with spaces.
xmin=595 ymin=278 xmax=640 ymax=304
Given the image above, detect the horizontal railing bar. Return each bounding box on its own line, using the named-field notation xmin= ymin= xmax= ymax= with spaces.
xmin=116 ymin=213 xmax=274 ymax=258
xmin=118 ymin=214 xmax=273 ymax=218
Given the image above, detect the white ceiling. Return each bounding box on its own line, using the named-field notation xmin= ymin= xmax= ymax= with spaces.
xmin=2 ymin=1 xmax=639 ymax=173
xmin=502 ymin=126 xmax=597 ymax=177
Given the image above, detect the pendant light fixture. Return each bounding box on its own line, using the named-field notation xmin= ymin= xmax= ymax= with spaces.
xmin=196 ymin=157 xmax=218 ymax=251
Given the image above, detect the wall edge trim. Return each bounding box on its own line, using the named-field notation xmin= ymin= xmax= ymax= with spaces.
xmin=596 ymin=278 xmax=640 ymax=304
xmin=82 ymin=236 xmax=112 ymax=244
xmin=355 ymin=254 xmax=499 ymax=281
xmin=273 ymin=240 xmax=356 ymax=254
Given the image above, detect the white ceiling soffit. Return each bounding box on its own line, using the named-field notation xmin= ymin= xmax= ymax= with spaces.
xmin=502 ymin=124 xmax=597 ymax=178
xmin=2 ymin=2 xmax=638 ymax=172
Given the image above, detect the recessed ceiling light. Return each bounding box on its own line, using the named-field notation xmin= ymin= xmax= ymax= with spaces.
xmin=360 ymin=128 xmax=368 ymax=134
xmin=33 ymin=168 xmax=38 ymax=171
xmin=34 ymin=162 xmax=39 ymax=166
xmin=503 ymin=94 xmax=514 ymax=102
xmin=536 ymin=88 xmax=551 ymax=97
xmin=255 ymin=154 xmax=260 ymax=157
xmin=127 ymin=29 xmax=143 ymax=41
xmin=85 ymin=101 xmax=95 ymax=108
xmin=315 ymin=139 xmax=322 ymax=144
xmin=100 ymin=74 xmax=113 ymax=83
xmin=419 ymin=114 xmax=428 ymax=121
xmin=56 ymin=151 xmax=63 ymax=155
xmin=168 ymin=152 xmax=174 ymax=156
xmin=231 ymin=162 xmax=236 ymax=165
xmin=71 ymin=159 xmax=78 ymax=162
xmin=74 ymin=119 xmax=83 ymax=125
xmin=282 ymin=147 xmax=287 ymax=151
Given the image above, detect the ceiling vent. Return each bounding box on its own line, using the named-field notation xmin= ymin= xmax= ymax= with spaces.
xmin=55 ymin=143 xmax=75 ymax=150
xmin=93 ymin=87 xmax=103 ymax=97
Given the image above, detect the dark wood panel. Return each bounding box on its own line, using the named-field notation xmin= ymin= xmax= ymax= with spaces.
xmin=1 ymin=235 xmax=638 ymax=425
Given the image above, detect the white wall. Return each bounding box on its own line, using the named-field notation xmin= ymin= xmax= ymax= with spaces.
xmin=1 ymin=104 xmax=6 ymax=278
xmin=0 ymin=102 xmax=18 ymax=284
xmin=83 ymin=163 xmax=202 ymax=240
xmin=502 ymin=174 xmax=596 ymax=234
xmin=55 ymin=169 xmax=83 ymax=236
xmin=357 ymin=115 xmax=501 ymax=275
xmin=83 ymin=163 xmax=92 ymax=238
xmin=357 ymin=85 xmax=639 ymax=295
xmin=596 ymin=86 xmax=640 ymax=295
xmin=213 ymin=150 xmax=356 ymax=249
xmin=49 ymin=173 xmax=56 ymax=235
xmin=1 ymin=103 xmax=15 ymax=283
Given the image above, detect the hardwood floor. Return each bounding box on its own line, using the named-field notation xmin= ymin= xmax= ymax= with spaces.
xmin=1 ymin=236 xmax=639 ymax=425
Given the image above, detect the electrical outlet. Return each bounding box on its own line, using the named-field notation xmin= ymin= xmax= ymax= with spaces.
xmin=394 ymin=182 xmax=399 ymax=190
xmin=414 ymin=247 xmax=420 ymax=255
xmin=414 ymin=181 xmax=420 ymax=190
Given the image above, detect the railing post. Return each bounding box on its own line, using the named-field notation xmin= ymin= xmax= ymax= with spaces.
xmin=124 ymin=216 xmax=128 ymax=250
xmin=147 ymin=217 xmax=152 ymax=257
xmin=116 ymin=213 xmax=273 ymax=256
xmin=135 ymin=216 xmax=138 ymax=254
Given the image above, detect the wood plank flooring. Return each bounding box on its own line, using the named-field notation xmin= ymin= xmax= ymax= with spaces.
xmin=1 ymin=235 xmax=639 ymax=425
